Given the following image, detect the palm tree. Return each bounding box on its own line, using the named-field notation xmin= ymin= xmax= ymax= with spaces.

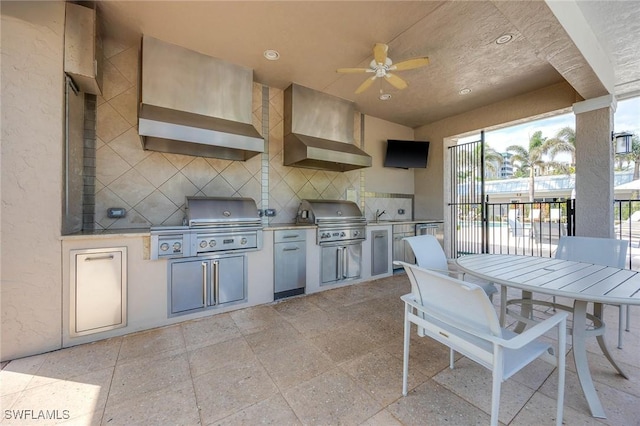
xmin=506 ymin=131 xmax=547 ymax=201
xmin=545 ymin=126 xmax=576 ymax=167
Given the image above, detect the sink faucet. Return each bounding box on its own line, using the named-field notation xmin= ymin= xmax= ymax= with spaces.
xmin=375 ymin=209 xmax=386 ymax=223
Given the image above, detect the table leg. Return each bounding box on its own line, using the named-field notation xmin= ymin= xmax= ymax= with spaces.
xmin=573 ymin=300 xmax=606 ymax=418
xmin=514 ymin=290 xmax=533 ymax=333
xmin=593 ymin=303 xmax=628 ymax=379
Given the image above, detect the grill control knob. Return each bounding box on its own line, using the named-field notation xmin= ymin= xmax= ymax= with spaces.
xmin=199 ymin=240 xmax=208 ymax=249
xmin=353 ymin=230 xmax=360 ymax=237
xmin=160 ymin=243 xmax=170 ymax=252
xmin=173 ymin=242 xmax=182 ymax=252
xmin=240 ymin=237 xmax=247 ymax=245
xmin=209 ymin=240 xmax=216 ymax=247
xmin=340 ymin=232 xmax=346 ymax=237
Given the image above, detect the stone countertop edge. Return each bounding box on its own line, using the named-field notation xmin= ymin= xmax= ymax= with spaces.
xmin=60 ymin=228 xmax=152 ymax=240
xmin=59 ymin=220 xmax=443 ymax=239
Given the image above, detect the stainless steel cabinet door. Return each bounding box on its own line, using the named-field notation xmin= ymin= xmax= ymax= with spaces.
xmin=215 ymin=255 xmax=245 ymax=304
xmin=72 ymin=248 xmax=126 ymax=336
xmin=274 ymin=241 xmax=306 ymax=292
xmin=170 ymin=259 xmax=207 ymax=314
xmin=344 ymin=243 xmax=362 ymax=279
xmin=371 ymin=230 xmax=388 ymax=276
xmin=321 ymin=246 xmax=340 ymax=285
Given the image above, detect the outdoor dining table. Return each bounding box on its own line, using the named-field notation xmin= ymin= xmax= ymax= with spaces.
xmin=455 ymin=253 xmax=640 ymax=419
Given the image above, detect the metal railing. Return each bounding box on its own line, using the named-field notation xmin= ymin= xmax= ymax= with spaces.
xmin=452 ymin=200 xmax=573 ymax=258
xmin=614 ymin=199 xmax=640 ymax=269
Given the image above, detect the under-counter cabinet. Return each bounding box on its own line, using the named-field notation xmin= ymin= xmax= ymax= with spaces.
xmin=392 ymin=224 xmax=416 ymax=269
xmin=169 ymin=255 xmax=246 ymax=316
xmin=371 ymin=230 xmax=389 ymax=276
xmin=70 ymin=247 xmax=127 ymax=336
xmin=274 ymin=230 xmax=306 ymax=299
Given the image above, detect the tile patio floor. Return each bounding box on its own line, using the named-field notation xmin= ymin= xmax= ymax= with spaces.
xmin=1 ymin=273 xmax=639 ymax=425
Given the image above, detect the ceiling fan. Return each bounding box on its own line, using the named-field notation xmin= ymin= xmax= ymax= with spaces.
xmin=337 ymin=43 xmax=429 ymax=94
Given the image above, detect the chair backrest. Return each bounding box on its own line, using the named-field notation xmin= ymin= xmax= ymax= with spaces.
xmin=399 ymin=261 xmax=502 ymax=338
xmin=403 ymin=235 xmax=448 ymax=270
xmin=555 ymin=236 xmax=628 ymax=268
xmin=508 ymin=218 xmax=525 ymax=237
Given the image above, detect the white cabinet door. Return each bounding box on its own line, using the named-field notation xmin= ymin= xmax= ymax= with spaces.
xmin=72 ymin=248 xmax=126 ymax=336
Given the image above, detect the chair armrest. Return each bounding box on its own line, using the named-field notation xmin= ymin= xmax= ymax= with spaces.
xmin=500 ymin=312 xmax=568 ymax=349
xmin=401 ymin=294 xmax=567 ymax=350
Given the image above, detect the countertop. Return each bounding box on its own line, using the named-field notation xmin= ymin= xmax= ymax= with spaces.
xmin=60 ymin=220 xmax=443 ymax=240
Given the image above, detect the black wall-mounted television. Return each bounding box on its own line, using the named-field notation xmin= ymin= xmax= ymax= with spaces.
xmin=383 ymin=140 xmax=430 ymax=169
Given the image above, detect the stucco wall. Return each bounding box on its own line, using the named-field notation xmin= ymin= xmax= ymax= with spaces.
xmin=1 ymin=1 xmax=66 ymax=361
xmin=413 ymin=81 xmax=580 ymax=221
xmin=363 ymin=115 xmax=415 ymax=195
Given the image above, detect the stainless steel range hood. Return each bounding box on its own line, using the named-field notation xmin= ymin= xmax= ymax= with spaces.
xmin=284 ymin=84 xmax=371 ymax=172
xmin=138 ymin=36 xmax=264 ymax=161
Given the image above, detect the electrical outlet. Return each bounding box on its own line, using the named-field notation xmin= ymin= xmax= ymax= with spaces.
xmin=264 ymin=208 xmax=276 ymax=217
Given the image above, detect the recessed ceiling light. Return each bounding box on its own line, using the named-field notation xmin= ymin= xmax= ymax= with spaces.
xmin=379 ymin=93 xmax=392 ymax=101
xmin=263 ymin=49 xmax=280 ymax=61
xmin=495 ymin=34 xmax=513 ymax=45
xmin=459 ymin=88 xmax=472 ymax=95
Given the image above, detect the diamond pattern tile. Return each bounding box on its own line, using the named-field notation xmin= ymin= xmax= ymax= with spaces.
xmin=243 ymin=155 xmax=262 ymax=177
xmin=202 ymin=175 xmax=236 ymax=198
xmin=101 ymin=59 xmax=133 ymax=102
xmin=109 ymin=168 xmax=155 ymax=207
xmin=96 ymin=144 xmax=130 ymax=186
xmin=221 ymin=162 xmax=252 ymax=192
xmin=95 ymin=187 xmax=129 ymax=229
xmin=284 ymin=168 xmax=307 ymax=193
xmin=96 ymin=102 xmax=130 ymax=143
xmin=298 ymin=182 xmax=320 ymax=200
xmin=159 ymin=172 xmax=199 ymax=206
xmin=109 ymin=87 xmax=138 ymax=127
xmin=136 ymin=190 xmax=178 ymax=225
xmin=162 ymin=153 xmax=194 ymax=171
xmin=205 ymin=157 xmax=232 ymax=174
xmin=109 ymin=128 xmax=151 ymax=167
xmin=136 ymin=153 xmax=179 ymax=188
xmin=311 ymin=171 xmax=331 ymax=194
xmin=321 ymin=184 xmax=341 ymax=200
xmin=182 ymin=158 xmax=215 ymax=189
xmin=238 ymin=177 xmax=262 ymax=207
xmin=270 ymin=180 xmax=296 ymax=208
xmin=109 ymin=46 xmax=139 ymax=86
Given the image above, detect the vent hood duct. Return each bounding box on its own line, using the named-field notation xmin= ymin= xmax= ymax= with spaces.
xmin=284 ymin=84 xmax=371 ymax=172
xmin=138 ymin=36 xmax=264 ymax=161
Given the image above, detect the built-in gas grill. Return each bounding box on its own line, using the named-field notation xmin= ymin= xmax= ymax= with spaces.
xmin=296 ymin=199 xmax=366 ymax=245
xmin=296 ymin=199 xmax=366 ymax=284
xmin=151 ymin=197 xmax=263 ymax=259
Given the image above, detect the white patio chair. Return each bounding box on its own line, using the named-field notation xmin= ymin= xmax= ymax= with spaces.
xmin=396 ymin=261 xmax=567 ymax=426
xmin=403 ymin=234 xmax=498 ymax=300
xmin=507 ymin=210 xmax=530 ymax=250
xmin=555 ymin=236 xmax=630 ymax=348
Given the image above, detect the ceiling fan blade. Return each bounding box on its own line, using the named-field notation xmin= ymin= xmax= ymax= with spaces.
xmin=390 ymin=57 xmax=430 ymax=71
xmin=355 ymin=76 xmax=377 ymax=94
xmin=336 ymin=67 xmax=373 ymax=74
xmin=373 ymin=43 xmax=388 ymax=65
xmin=384 ymin=73 xmax=408 ymax=90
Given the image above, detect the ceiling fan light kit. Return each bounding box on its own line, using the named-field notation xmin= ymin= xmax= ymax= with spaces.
xmin=337 ymin=43 xmax=429 ymax=94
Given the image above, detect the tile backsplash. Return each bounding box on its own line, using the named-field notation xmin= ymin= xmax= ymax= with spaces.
xmin=93 ymin=39 xmax=361 ymax=230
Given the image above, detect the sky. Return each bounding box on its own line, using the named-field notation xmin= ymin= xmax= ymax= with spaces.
xmin=458 ymin=96 xmax=640 ymax=154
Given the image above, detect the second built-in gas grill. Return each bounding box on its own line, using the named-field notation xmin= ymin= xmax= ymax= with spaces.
xmin=151 ymin=197 xmax=263 ymax=259
xmin=297 ymin=199 xmax=366 ymax=284
xmin=296 ymin=199 xmax=366 ymax=245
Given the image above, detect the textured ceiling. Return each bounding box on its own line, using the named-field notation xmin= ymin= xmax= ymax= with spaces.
xmin=98 ymin=1 xmax=639 ymax=129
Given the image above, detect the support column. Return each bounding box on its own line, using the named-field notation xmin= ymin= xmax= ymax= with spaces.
xmin=573 ymin=95 xmax=616 ymax=238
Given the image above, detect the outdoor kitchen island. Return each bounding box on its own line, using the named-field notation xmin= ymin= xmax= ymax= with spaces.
xmin=60 ymin=219 xmax=398 ymax=348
